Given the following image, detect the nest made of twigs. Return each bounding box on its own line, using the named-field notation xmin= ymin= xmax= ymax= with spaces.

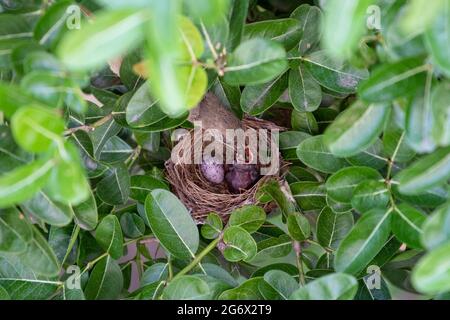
xmin=165 ymin=116 xmax=288 ymax=223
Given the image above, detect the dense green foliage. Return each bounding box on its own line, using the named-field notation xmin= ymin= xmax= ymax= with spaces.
xmin=0 ymin=0 xmax=449 ymax=300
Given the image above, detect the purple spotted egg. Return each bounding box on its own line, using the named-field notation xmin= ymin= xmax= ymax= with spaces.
xmin=200 ymin=156 xmax=225 ymax=184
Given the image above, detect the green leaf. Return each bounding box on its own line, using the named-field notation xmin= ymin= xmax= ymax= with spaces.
xmin=425 ymin=2 xmax=450 ymax=77
xmin=97 ymin=164 xmax=131 ymax=205
xmin=346 ymin=139 xmax=388 ymax=170
xmin=280 ymin=131 xmax=311 ymax=161
xmin=201 ymin=213 xmax=223 ymax=240
xmin=0 ymin=84 xmax=37 ymax=118
xmin=395 ymin=147 xmax=450 ymax=195
xmin=287 ymin=212 xmax=311 ymax=241
xmin=412 ymin=242 xmax=450 ymax=295
xmin=317 ymin=207 xmax=354 ymax=250
xmin=224 ymin=38 xmax=287 ymax=86
xmin=322 ymin=0 xmax=374 ymax=60
xmin=120 ymin=212 xmax=145 ymax=239
xmin=145 ymin=189 xmax=199 ymax=260
xmin=351 ymin=180 xmax=390 ymax=213
xmin=0 ymin=285 xmax=10 ymax=300
xmin=222 ymin=226 xmax=257 ymax=262
xmin=259 ymin=180 xmax=296 ymax=218
xmin=263 ymin=270 xmax=299 ymax=300
xmin=130 ymin=175 xmax=168 ymax=203
xmin=290 ymin=273 xmax=358 ymax=300
xmin=20 ymin=227 xmax=60 ymax=277
xmin=95 ymin=215 xmax=124 ymax=259
xmin=71 ymin=188 xmax=98 ymax=231
xmin=290 ymin=4 xmax=322 ymax=54
xmin=335 ymin=209 xmax=392 ymax=275
xmin=240 ymin=71 xmax=288 ymax=115
xmin=46 ymin=142 xmax=90 ymax=205
xmin=219 ymin=277 xmax=265 ymax=300
xmin=84 ymin=255 xmax=123 ymax=300
xmin=290 ymin=182 xmax=326 ymax=211
xmin=99 ymin=137 xmax=133 ymax=164
xmin=11 ymin=105 xmax=64 ymax=153
xmin=430 ymin=82 xmax=450 ymax=146
xmin=58 ymin=9 xmax=148 ymax=71
xmin=289 ymin=64 xmax=322 ymax=112
xmin=22 ymin=191 xmax=73 ymax=227
xmin=250 ymin=235 xmax=292 ymax=266
xmin=324 ymin=101 xmax=391 ymax=157
xmin=184 ymin=0 xmax=229 ymax=26
xmin=163 ymin=275 xmax=211 ymax=300
xmin=392 ymin=204 xmax=426 ymax=250
xmin=227 ymin=0 xmax=250 ymax=51
xmin=126 ymin=81 xmax=166 ymax=128
xmin=33 ymin=1 xmax=72 ymax=48
xmin=358 ymin=58 xmax=427 ymax=103
xmin=0 ymin=208 xmax=32 ymax=253
xmin=0 ymin=159 xmax=54 ymax=208
xmin=326 ymin=167 xmax=382 ymax=204
xmin=296 ymin=135 xmax=348 ymax=174
xmin=243 ymin=18 xmax=302 ymax=50
xmin=291 ymin=110 xmax=319 ymax=135
xmin=228 ymin=205 xmax=266 ymax=234
xmin=302 ymin=51 xmax=368 ymax=94
xmin=140 ymin=263 xmax=169 ymax=287
xmin=383 ymin=124 xmax=416 ymax=163
xmin=422 ymin=203 xmax=450 ymax=250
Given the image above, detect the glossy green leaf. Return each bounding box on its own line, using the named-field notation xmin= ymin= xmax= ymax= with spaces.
xmin=120 ymin=212 xmax=145 ymax=239
xmin=224 ymin=38 xmax=287 ymax=86
xmin=335 ymin=209 xmax=392 ymax=275
xmin=130 ymin=175 xmax=168 ymax=203
xmin=228 ymin=205 xmax=266 ymax=234
xmin=0 ymin=208 xmax=32 ymax=253
xmin=145 ymin=189 xmax=199 ymax=260
xmin=290 ymin=182 xmax=326 ymax=211
xmin=20 ymin=228 xmax=60 ymax=277
xmin=126 ymin=81 xmax=165 ymax=128
xmin=323 ymin=0 xmax=374 ymax=60
xmin=240 ymin=71 xmax=288 ymax=115
xmin=412 ymin=243 xmax=450 ymax=295
xmin=46 ymin=142 xmax=90 ymax=205
xmin=395 ymin=147 xmax=450 ymax=195
xmin=324 ymin=101 xmax=391 ymax=157
xmin=200 ymin=213 xmax=223 ymax=240
xmin=351 ymin=180 xmax=390 ymax=213
xmin=243 ymin=18 xmax=302 ymax=50
xmin=291 ymin=110 xmax=319 ymax=135
xmin=289 ymin=64 xmax=321 ymax=112
xmin=263 ymin=270 xmax=299 ymax=300
xmin=317 ymin=207 xmax=354 ymax=250
xmin=96 ymin=164 xmax=131 ymax=205
xmin=287 ymin=212 xmax=311 ymax=241
xmin=71 ymin=189 xmax=98 ymax=231
xmin=430 ymin=83 xmax=450 ymax=146
xmin=296 ymin=135 xmax=348 ymax=174
xmin=95 ymin=215 xmax=124 ymax=259
xmin=222 ymin=226 xmax=257 ymax=262
xmin=11 ymin=105 xmax=65 ymax=153
xmin=0 ymin=159 xmax=54 ymax=208
xmin=422 ymin=203 xmax=450 ymax=250
xmin=84 ymin=255 xmax=123 ymax=300
xmin=163 ymin=275 xmax=210 ymax=300
xmin=392 ymin=204 xmax=426 ymax=250
xmin=425 ymin=2 xmax=450 ymax=76
xmin=58 ymin=9 xmax=148 ymax=71
xmin=358 ymin=58 xmax=427 ymax=103
xmin=290 ymin=273 xmax=358 ymax=300
xmin=303 ymin=51 xmax=368 ymax=94
xmin=326 ymin=167 xmax=382 ymax=204
xmin=22 ymin=191 xmax=73 ymax=227
xmin=290 ymin=4 xmax=322 ymax=54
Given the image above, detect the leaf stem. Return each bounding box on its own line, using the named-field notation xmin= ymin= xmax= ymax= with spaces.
xmin=293 ymin=241 xmax=306 ymax=286
xmin=172 ymin=238 xmax=220 ymax=281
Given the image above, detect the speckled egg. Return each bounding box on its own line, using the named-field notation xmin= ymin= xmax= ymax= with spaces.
xmin=200 ymin=156 xmax=225 ymax=184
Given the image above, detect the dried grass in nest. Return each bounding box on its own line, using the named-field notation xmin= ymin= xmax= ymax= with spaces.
xmin=165 ymin=116 xmax=289 ymax=223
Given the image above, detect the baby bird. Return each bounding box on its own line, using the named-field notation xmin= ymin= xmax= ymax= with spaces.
xmin=225 ymin=164 xmax=260 ymax=193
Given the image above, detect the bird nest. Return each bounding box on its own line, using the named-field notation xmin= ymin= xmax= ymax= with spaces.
xmin=165 ymin=116 xmax=289 ymax=223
